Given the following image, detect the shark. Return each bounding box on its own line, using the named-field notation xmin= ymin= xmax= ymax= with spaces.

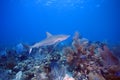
xmin=29 ymin=32 xmax=70 ymax=53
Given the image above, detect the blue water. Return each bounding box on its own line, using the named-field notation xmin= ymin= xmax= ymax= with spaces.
xmin=0 ymin=0 xmax=120 ymax=47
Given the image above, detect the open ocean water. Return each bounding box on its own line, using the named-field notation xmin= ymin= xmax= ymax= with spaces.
xmin=0 ymin=0 xmax=120 ymax=46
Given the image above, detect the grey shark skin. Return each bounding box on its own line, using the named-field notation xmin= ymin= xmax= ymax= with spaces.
xmin=29 ymin=32 xmax=70 ymax=53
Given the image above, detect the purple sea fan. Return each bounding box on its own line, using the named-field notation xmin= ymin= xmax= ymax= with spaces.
xmin=98 ymin=45 xmax=119 ymax=66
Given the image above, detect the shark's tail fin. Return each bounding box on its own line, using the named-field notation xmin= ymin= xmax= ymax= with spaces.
xmin=21 ymin=43 xmax=32 ymax=54
xmin=29 ymin=47 xmax=32 ymax=54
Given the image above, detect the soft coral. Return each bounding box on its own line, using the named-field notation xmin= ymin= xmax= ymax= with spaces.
xmin=98 ymin=45 xmax=119 ymax=66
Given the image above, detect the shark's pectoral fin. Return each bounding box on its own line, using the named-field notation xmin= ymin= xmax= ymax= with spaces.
xmin=46 ymin=32 xmax=53 ymax=38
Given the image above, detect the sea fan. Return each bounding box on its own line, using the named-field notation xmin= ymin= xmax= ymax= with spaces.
xmin=98 ymin=45 xmax=119 ymax=66
xmin=50 ymin=65 xmax=66 ymax=80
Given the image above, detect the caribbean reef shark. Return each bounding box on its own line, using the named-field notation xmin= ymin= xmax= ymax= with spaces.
xmin=29 ymin=32 xmax=70 ymax=53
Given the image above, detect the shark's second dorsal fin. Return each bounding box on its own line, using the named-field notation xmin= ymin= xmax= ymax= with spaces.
xmin=46 ymin=32 xmax=52 ymax=38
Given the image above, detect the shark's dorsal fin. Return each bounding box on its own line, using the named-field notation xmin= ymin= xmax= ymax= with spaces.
xmin=46 ymin=32 xmax=52 ymax=38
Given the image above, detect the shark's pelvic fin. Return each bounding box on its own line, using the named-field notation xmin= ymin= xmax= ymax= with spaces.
xmin=46 ymin=32 xmax=52 ymax=38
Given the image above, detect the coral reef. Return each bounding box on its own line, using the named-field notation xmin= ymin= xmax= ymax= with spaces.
xmin=0 ymin=32 xmax=120 ymax=80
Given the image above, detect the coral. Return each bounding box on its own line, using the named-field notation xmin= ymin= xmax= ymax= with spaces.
xmin=98 ymin=45 xmax=119 ymax=66
xmin=63 ymin=47 xmax=75 ymax=64
xmin=0 ymin=69 xmax=13 ymax=80
xmin=111 ymin=44 xmax=120 ymax=58
xmin=72 ymin=31 xmax=89 ymax=55
xmin=63 ymin=47 xmax=74 ymax=56
xmin=88 ymin=44 xmax=96 ymax=55
xmin=0 ymin=31 xmax=120 ymax=80
xmin=50 ymin=65 xmax=66 ymax=80
xmin=63 ymin=74 xmax=75 ymax=80
xmin=88 ymin=71 xmax=105 ymax=80
xmin=72 ymin=32 xmax=81 ymax=53
xmin=13 ymin=71 xmax=22 ymax=80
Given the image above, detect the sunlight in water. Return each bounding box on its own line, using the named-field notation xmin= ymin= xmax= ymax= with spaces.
xmin=36 ymin=0 xmax=104 ymax=9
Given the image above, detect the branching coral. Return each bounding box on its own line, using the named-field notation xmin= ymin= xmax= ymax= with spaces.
xmin=72 ymin=31 xmax=89 ymax=55
xmin=72 ymin=31 xmax=81 ymax=53
xmin=63 ymin=47 xmax=74 ymax=63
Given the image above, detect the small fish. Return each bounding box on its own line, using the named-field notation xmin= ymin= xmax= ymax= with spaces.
xmin=29 ymin=32 xmax=70 ymax=53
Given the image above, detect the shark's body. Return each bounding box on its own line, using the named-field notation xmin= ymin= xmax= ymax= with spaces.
xmin=29 ymin=32 xmax=70 ymax=53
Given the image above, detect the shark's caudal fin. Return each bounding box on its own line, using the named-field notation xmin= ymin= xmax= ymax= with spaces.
xmin=29 ymin=47 xmax=32 ymax=54
xmin=21 ymin=43 xmax=32 ymax=54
